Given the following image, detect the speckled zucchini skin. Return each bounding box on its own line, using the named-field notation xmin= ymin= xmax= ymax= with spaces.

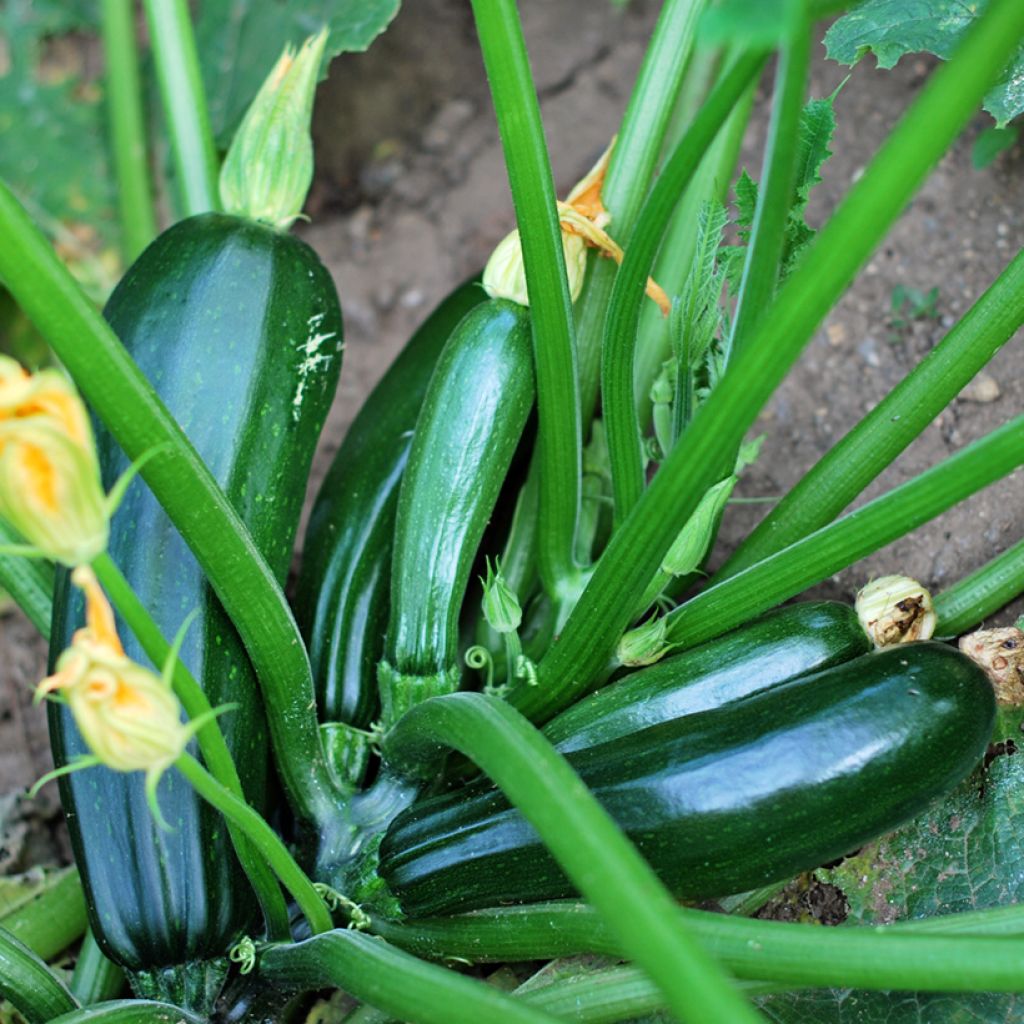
xmin=379 ymin=643 xmax=995 ymax=917
xmin=297 ymin=280 xmax=484 ymax=730
xmin=48 ymin=213 xmax=342 ymax=977
xmin=544 ymin=601 xmax=871 ymax=753
xmin=384 ymin=298 xmax=534 ymax=679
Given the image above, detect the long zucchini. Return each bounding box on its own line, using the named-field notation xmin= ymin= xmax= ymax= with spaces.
xmin=296 ymin=280 xmax=484 ymax=764
xmin=48 ymin=213 xmax=342 ymax=1001
xmin=377 ymin=298 xmax=534 ymax=725
xmin=377 ymin=643 xmax=995 ymax=917
xmin=545 ymin=601 xmax=871 ymax=753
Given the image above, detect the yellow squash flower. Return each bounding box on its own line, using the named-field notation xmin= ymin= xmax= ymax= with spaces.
xmin=33 ymin=567 xmax=208 ymax=828
xmin=0 ymin=356 xmax=108 ymax=566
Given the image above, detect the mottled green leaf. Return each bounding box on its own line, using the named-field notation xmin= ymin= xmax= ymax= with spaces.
xmin=825 ymin=0 xmax=1024 ymax=125
xmin=972 ymin=125 xmax=1019 ymax=168
xmin=759 ymin=718 xmax=1024 ymax=1023
xmin=195 ymin=0 xmax=402 ymax=146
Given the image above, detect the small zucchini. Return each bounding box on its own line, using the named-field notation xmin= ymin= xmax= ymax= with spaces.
xmin=49 ymin=213 xmax=342 ymax=994
xmin=377 ymin=298 xmax=534 ymax=725
xmin=545 ymin=601 xmax=871 ymax=753
xmin=377 ymin=643 xmax=995 ymax=917
xmin=296 ymin=280 xmax=484 ymax=762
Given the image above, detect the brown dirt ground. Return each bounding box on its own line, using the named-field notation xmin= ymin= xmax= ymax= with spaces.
xmin=2 ymin=0 xmax=1021 ymax=849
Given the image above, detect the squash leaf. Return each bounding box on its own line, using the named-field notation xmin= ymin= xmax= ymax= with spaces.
xmin=195 ymin=0 xmax=402 ymax=147
xmin=825 ymin=0 xmax=1024 ymax=126
xmin=0 ymin=0 xmax=121 ymax=293
xmin=759 ymin=712 xmax=1024 ymax=1023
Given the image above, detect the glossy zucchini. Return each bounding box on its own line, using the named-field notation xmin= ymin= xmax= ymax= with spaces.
xmin=49 ymin=214 xmax=342 ymax=992
xmin=378 ymin=643 xmax=995 ymax=917
xmin=377 ymin=298 xmax=534 ymax=725
xmin=545 ymin=601 xmax=871 ymax=753
xmin=296 ymin=280 xmax=484 ymax=746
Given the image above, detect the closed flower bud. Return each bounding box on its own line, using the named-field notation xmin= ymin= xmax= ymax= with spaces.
xmin=618 ymin=614 xmax=672 ymax=667
xmin=483 ymin=227 xmax=588 ymax=307
xmin=855 ymin=574 xmax=937 ymax=648
xmin=0 ymin=417 xmax=108 ymax=565
xmin=481 ymin=560 xmax=522 ymax=635
xmin=661 ymin=475 xmax=736 ymax=578
xmin=220 ymin=29 xmax=329 ymax=230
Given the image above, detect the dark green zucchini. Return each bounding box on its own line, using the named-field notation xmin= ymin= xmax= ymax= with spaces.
xmin=377 ymin=298 xmax=534 ymax=725
xmin=48 ymin=214 xmax=342 ymax=994
xmin=296 ymin=280 xmax=484 ymax=750
xmin=377 ymin=643 xmax=995 ymax=917
xmin=545 ymin=601 xmax=871 ymax=753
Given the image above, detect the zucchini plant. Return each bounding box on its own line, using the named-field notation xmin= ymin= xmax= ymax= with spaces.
xmin=0 ymin=0 xmax=1023 ymax=1023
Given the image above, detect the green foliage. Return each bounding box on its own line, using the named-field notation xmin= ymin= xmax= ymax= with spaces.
xmin=723 ymin=91 xmax=838 ymax=293
xmin=760 ymin=717 xmax=1024 ymax=1022
xmin=890 ymin=283 xmax=940 ymax=331
xmin=972 ymin=124 xmax=1020 ymax=168
xmin=0 ymin=0 xmax=119 ymax=292
xmin=195 ymin=0 xmax=402 ymax=146
xmin=826 ymin=0 xmax=1024 ymax=125
xmin=699 ymin=0 xmax=803 ymax=48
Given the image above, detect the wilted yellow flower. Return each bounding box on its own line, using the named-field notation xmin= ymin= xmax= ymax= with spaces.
xmin=0 ymin=356 xmax=107 ymax=565
xmin=34 ymin=567 xmax=198 ymax=826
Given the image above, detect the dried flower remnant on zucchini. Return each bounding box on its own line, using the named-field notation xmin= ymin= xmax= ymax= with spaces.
xmin=959 ymin=627 xmax=1024 ymax=704
xmin=855 ymin=574 xmax=937 ymax=648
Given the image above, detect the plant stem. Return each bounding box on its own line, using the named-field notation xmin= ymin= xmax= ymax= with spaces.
xmin=0 ymin=181 xmax=340 ymax=833
xmin=375 ymin=901 xmax=1024 ymax=992
xmin=69 ymin=931 xmax=123 ymax=1006
xmin=260 ymin=931 xmax=566 ymax=1024
xmin=470 ymin=0 xmax=580 ymax=597
xmin=48 ymin=1001 xmax=205 ymax=1024
xmin=100 ymin=0 xmax=157 ymax=261
xmin=602 ymin=52 xmax=768 ymax=528
xmin=0 ymin=928 xmax=78 ymax=1024
xmin=664 ymin=415 xmax=1024 ymax=647
xmin=91 ymin=553 xmax=290 ymax=940
xmin=934 ymin=536 xmax=1024 ymax=636
xmin=0 ymin=520 xmax=53 ymax=639
xmin=383 ymin=693 xmax=764 ymax=1024
xmin=515 ymin=0 xmax=1024 ymax=723
xmin=140 ymin=0 xmax=219 ymax=217
xmin=174 ymin=753 xmax=332 ymax=936
xmin=1 ymin=869 xmax=86 ymax=960
xmin=720 ymin=246 xmax=1024 ymax=578
xmin=727 ymin=16 xmax=811 ymax=361
xmin=575 ymin=0 xmax=707 ymax=425
xmin=634 ymin=69 xmax=756 ymax=420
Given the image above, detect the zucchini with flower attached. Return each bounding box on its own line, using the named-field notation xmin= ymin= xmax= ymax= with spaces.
xmin=296 ymin=278 xmax=484 ymax=785
xmin=48 ymin=33 xmax=340 ymax=1010
xmin=376 ymin=642 xmax=995 ymax=917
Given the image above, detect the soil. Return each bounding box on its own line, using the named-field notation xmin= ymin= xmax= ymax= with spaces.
xmin=2 ymin=0 xmax=1022 ymax=855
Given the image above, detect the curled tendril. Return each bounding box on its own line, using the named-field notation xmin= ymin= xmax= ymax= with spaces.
xmin=229 ymin=935 xmax=258 ymax=975
xmin=464 ymin=644 xmax=495 ymax=693
xmin=313 ymin=882 xmax=372 ymax=930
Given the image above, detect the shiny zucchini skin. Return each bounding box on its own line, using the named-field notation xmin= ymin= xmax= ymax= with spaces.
xmin=49 ymin=214 xmax=342 ymax=978
xmin=545 ymin=601 xmax=871 ymax=753
xmin=378 ymin=298 xmax=534 ymax=722
xmin=378 ymin=643 xmax=995 ymax=917
xmin=296 ymin=280 xmax=484 ymax=729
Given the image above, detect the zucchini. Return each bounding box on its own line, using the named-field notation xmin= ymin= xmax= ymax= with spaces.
xmin=48 ymin=214 xmax=342 ymax=997
xmin=377 ymin=298 xmax=534 ymax=725
xmin=377 ymin=642 xmax=995 ymax=917
xmin=545 ymin=601 xmax=871 ymax=753
xmin=296 ymin=280 xmax=484 ymax=772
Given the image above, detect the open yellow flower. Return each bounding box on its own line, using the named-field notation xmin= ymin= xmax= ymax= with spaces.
xmin=0 ymin=356 xmax=108 ymax=565
xmin=33 ymin=567 xmax=207 ymax=828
